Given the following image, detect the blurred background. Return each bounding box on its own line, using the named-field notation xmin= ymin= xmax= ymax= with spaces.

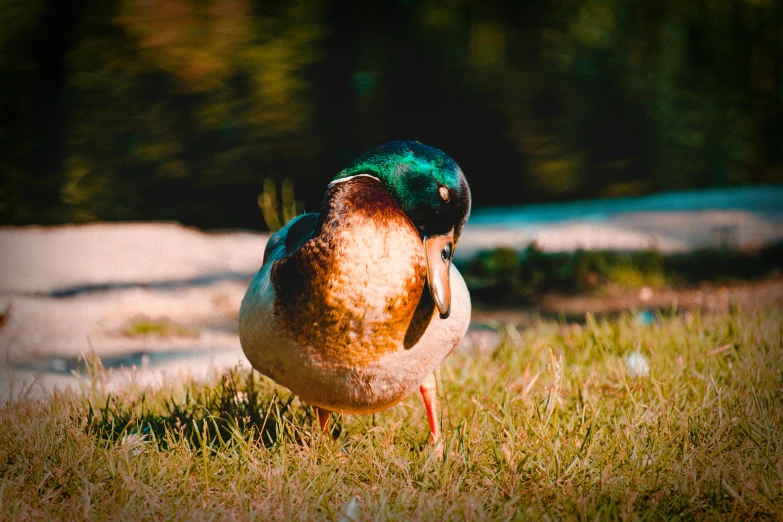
xmin=2 ymin=0 xmax=783 ymax=399
xmin=2 ymin=0 xmax=782 ymax=229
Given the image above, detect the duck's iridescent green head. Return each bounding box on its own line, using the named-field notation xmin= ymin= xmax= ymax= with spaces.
xmin=331 ymin=140 xmax=471 ymax=319
xmin=332 ymin=140 xmax=471 ymax=241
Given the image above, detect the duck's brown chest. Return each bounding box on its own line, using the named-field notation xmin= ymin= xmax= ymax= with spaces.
xmin=271 ymin=177 xmax=429 ymax=366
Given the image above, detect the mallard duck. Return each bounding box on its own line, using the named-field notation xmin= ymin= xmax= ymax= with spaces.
xmin=239 ymin=140 xmax=471 ymax=441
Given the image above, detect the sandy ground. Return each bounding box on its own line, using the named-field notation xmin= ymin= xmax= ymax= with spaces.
xmin=467 ymin=210 xmax=783 ymax=254
xmin=2 ymin=206 xmax=781 ymax=296
xmin=1 ymin=191 xmax=781 ymax=401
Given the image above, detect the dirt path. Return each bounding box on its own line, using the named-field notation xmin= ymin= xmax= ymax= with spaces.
xmin=471 ymin=277 xmax=783 ymax=325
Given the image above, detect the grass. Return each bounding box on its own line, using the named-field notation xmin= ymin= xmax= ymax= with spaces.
xmin=461 ymin=242 xmax=783 ymax=304
xmin=121 ymin=317 xmax=199 ymax=338
xmin=2 ymin=307 xmax=782 ymax=520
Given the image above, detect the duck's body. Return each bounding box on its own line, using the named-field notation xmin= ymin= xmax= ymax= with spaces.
xmin=239 ymin=141 xmax=471 ymax=438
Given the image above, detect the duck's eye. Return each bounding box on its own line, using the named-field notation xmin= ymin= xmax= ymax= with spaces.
xmin=441 ymin=243 xmax=452 ymax=262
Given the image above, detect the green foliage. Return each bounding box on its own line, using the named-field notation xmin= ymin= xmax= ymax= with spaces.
xmin=1 ymin=0 xmax=326 ymax=228
xmin=258 ymin=177 xmax=299 ymax=232
xmin=462 ymin=242 xmax=783 ymax=303
xmin=1 ymin=308 xmax=781 ymax=519
xmin=1 ymin=0 xmax=782 ymax=227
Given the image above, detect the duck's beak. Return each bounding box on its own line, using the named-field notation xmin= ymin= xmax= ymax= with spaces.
xmin=424 ymin=228 xmax=455 ymax=319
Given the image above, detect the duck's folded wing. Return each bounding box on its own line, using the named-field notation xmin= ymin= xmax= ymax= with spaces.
xmin=262 ymin=213 xmax=319 ymax=265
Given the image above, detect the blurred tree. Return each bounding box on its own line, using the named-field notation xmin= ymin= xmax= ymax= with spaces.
xmin=60 ymin=0 xmax=325 ymax=228
xmin=0 ymin=0 xmax=85 ymax=224
xmin=0 ymin=0 xmax=780 ymax=228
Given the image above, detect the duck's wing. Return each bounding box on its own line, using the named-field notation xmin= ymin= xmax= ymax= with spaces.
xmin=262 ymin=212 xmax=319 ymax=265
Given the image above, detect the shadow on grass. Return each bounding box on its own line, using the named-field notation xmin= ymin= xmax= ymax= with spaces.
xmin=84 ymin=367 xmax=329 ymax=450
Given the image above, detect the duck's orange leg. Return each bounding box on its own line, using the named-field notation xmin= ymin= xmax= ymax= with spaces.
xmin=419 ymin=372 xmax=441 ymax=442
xmin=314 ymin=407 xmax=331 ymax=434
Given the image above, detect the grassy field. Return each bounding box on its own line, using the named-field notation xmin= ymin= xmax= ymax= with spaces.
xmin=2 ymin=307 xmax=782 ymax=520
